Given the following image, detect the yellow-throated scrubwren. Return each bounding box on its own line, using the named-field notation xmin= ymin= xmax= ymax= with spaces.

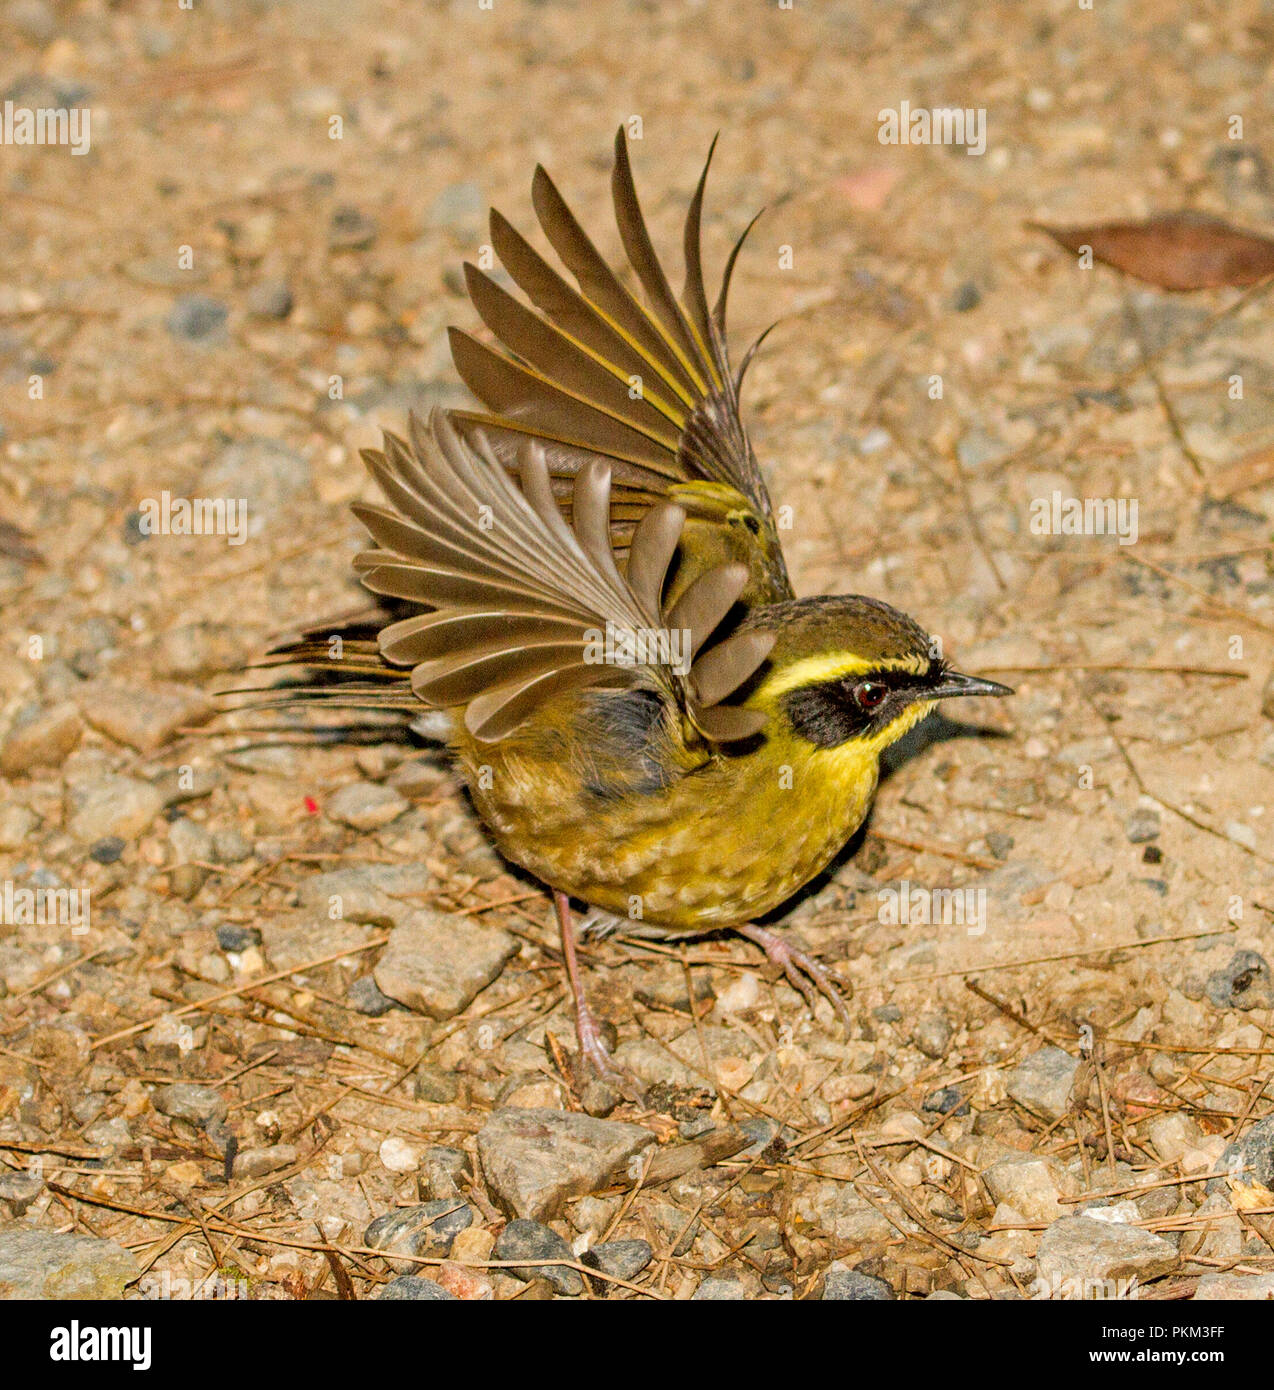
xmin=254 ymin=129 xmax=1011 ymax=1080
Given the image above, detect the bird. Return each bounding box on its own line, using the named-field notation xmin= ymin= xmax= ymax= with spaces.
xmin=254 ymin=128 xmax=1011 ymax=1082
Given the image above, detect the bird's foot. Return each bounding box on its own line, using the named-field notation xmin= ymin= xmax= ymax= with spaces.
xmin=551 ymin=889 xmax=645 ymax=1106
xmin=569 ymin=1001 xmax=645 ymax=1107
xmin=734 ymin=923 xmax=853 ymax=1030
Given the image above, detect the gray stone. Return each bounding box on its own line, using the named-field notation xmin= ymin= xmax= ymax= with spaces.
xmin=1035 ymin=1215 xmax=1178 ymax=1294
xmin=984 ymin=1152 xmax=1075 ymax=1223
xmin=259 ymin=914 xmax=373 ymax=974
xmin=247 ymin=280 xmax=293 ymax=320
xmin=1192 ymin=1272 xmax=1274 ymax=1300
xmin=167 ymin=294 xmax=228 ymax=341
xmin=411 ymin=1066 xmax=460 ymax=1104
xmin=374 ymin=909 xmax=517 ymax=1020
xmin=419 ymin=1146 xmax=469 ymax=1199
xmin=212 ymin=829 xmax=252 ymax=864
xmin=1209 ymin=1115 xmax=1274 ymax=1193
xmin=923 ymin=1086 xmax=969 ymax=1116
xmin=1125 ymin=807 xmax=1161 ymax=843
xmin=477 ymin=1107 xmax=654 ymax=1221
xmin=0 ymin=1230 xmax=138 ymax=1299
xmin=1205 ymin=951 xmax=1274 ymax=1011
xmin=823 ymin=1269 xmax=895 ymax=1300
xmin=325 ymin=780 xmax=408 ymax=832
xmin=0 ymin=700 xmax=82 ymax=774
xmin=153 ymin=1083 xmax=226 ymax=1125
xmin=693 ymin=1275 xmax=746 ymax=1300
xmin=582 ymin=1238 xmax=652 ymax=1287
xmin=168 ymin=817 xmax=213 ymax=866
xmin=911 ymin=1011 xmax=954 ymax=1059
xmin=216 ymin=923 xmax=260 ymax=953
xmin=77 ymin=679 xmax=213 ymax=753
xmin=146 ymin=621 xmax=243 ymax=683
xmin=1005 ymin=1045 xmax=1078 ymax=1122
xmin=347 ymin=974 xmax=396 ymax=1016
xmin=493 ymin=1218 xmax=582 ymax=1295
xmin=329 ymin=205 xmax=377 ymax=250
xmin=374 ymin=1275 xmax=456 ymax=1300
xmin=67 ymin=775 xmax=164 ymax=842
xmin=89 ymin=837 xmax=125 ymax=864
xmin=610 ymin=1038 xmax=697 ymax=1087
xmin=0 ymin=1171 xmax=45 ymax=1217
xmin=233 ymin=1144 xmax=298 ymax=1179
xmin=295 ymin=865 xmax=431 ymax=925
xmin=365 ymin=1201 xmax=473 ymax=1274
xmin=0 ymin=803 xmax=37 ymax=851
xmin=83 ymin=1117 xmax=132 ymax=1150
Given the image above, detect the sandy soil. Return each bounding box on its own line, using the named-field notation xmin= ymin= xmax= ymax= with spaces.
xmin=1 ymin=0 xmax=1272 ymax=1301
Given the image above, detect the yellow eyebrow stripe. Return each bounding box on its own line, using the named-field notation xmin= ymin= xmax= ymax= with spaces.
xmin=752 ymin=652 xmax=927 ymax=702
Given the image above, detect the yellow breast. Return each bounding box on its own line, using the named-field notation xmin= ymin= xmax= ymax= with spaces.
xmin=451 ymin=707 xmax=891 ymax=932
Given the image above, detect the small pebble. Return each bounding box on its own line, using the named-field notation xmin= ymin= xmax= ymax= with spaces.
xmin=493 ymin=1219 xmax=583 ymax=1296
xmin=923 ymin=1085 xmax=969 ymax=1116
xmin=379 ymin=1137 xmax=420 ymax=1173
xmin=247 ymin=280 xmax=293 ymax=320
xmin=1205 ymin=951 xmax=1274 ymax=1011
xmin=692 ymin=1275 xmax=746 ymax=1300
xmin=216 ymin=923 xmax=261 ymax=953
xmin=911 ymin=1011 xmax=954 ymax=1059
xmin=347 ymin=975 xmax=396 ymax=1016
xmin=0 ymin=1171 xmax=45 ymax=1217
xmin=374 ymin=1275 xmax=457 ymax=1300
xmin=153 ymin=1082 xmax=226 ymax=1126
xmin=411 ymin=1067 xmax=460 ymax=1104
xmin=1005 ymin=1045 xmax=1078 ymax=1122
xmin=167 ymin=294 xmax=228 ymax=341
xmin=1124 ymin=807 xmax=1161 ymax=843
xmin=326 ymin=780 xmax=409 ymax=832
xmin=329 ymin=205 xmax=378 ymax=250
xmin=364 ymin=1201 xmax=473 ymax=1272
xmin=582 ymin=1238 xmax=653 ymax=1288
xmin=823 ymin=1269 xmax=895 ymax=1300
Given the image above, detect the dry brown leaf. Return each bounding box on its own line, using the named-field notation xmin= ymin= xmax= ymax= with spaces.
xmin=1032 ymin=211 xmax=1274 ymax=290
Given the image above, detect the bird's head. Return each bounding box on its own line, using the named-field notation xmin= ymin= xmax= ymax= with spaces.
xmin=742 ymin=595 xmax=1012 ymax=759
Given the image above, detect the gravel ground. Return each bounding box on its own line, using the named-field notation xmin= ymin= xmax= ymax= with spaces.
xmin=2 ymin=0 xmax=1273 ymax=1301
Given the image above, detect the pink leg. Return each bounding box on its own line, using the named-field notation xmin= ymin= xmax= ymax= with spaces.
xmin=734 ymin=923 xmax=853 ymax=1029
xmin=553 ymin=891 xmax=622 ymax=1079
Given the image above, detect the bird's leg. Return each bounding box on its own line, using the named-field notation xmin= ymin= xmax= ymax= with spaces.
xmin=553 ymin=890 xmax=624 ymax=1081
xmin=734 ymin=923 xmax=853 ymax=1030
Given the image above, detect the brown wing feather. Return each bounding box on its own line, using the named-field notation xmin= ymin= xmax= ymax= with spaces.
xmin=447 ymin=128 xmax=792 ymax=606
xmin=348 ymin=412 xmax=772 ymax=743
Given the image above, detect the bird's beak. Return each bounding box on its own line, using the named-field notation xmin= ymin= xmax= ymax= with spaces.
xmin=928 ymin=670 xmax=1014 ymax=701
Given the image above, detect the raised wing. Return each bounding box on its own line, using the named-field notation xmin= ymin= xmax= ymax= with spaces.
xmin=448 ymin=127 xmax=792 ymax=606
xmin=349 ymin=412 xmax=774 ymax=743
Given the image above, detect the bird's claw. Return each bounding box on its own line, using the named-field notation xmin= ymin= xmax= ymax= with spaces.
xmin=736 ymin=923 xmax=853 ymax=1030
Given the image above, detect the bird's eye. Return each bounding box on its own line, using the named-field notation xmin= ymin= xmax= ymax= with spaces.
xmin=853 ymin=681 xmax=888 ymax=711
